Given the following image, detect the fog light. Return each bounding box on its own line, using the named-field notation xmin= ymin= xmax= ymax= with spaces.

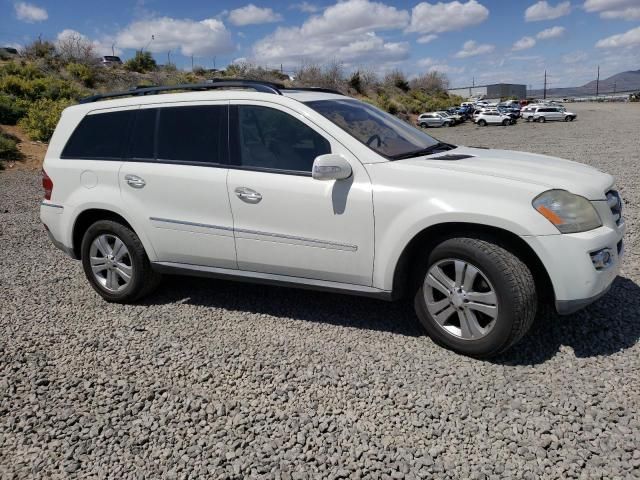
xmin=591 ymin=248 xmax=613 ymax=270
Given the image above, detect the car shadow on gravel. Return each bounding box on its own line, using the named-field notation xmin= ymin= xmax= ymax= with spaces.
xmin=141 ymin=275 xmax=424 ymax=337
xmin=492 ymin=276 xmax=640 ymax=366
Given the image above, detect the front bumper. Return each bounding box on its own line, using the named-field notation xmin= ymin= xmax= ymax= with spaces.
xmin=523 ymin=222 xmax=625 ymax=315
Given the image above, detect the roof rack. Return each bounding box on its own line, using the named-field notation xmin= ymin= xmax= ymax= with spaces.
xmin=79 ymin=79 xmax=345 ymax=104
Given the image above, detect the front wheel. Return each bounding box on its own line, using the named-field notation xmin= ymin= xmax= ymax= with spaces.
xmin=477 ymin=119 xmax=487 ymax=127
xmin=502 ymin=119 xmax=509 ymax=126
xmin=539 ymin=116 xmax=546 ymax=123
xmin=414 ymin=237 xmax=537 ymax=358
xmin=81 ymin=220 xmax=161 ymax=303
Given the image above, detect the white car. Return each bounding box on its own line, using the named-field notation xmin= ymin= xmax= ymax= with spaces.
xmin=474 ymin=111 xmax=514 ymax=126
xmin=41 ymin=81 xmax=624 ymax=358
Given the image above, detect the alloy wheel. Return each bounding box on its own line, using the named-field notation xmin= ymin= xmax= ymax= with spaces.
xmin=423 ymin=258 xmax=498 ymax=340
xmin=89 ymin=234 xmax=133 ymax=292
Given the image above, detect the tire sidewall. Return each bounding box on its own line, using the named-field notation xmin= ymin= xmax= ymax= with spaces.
xmin=414 ymin=239 xmax=522 ymax=357
xmin=81 ymin=220 xmax=146 ymax=302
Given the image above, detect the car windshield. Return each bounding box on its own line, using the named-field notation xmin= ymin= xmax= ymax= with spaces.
xmin=306 ymin=99 xmax=443 ymax=159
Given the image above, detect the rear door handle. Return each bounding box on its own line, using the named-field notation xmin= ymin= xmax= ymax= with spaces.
xmin=125 ymin=174 xmax=146 ymax=189
xmin=234 ymin=187 xmax=262 ymax=204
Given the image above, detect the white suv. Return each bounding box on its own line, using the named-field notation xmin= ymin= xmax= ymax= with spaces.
xmin=523 ymin=106 xmax=577 ymax=122
xmin=41 ymin=81 xmax=624 ymax=358
xmin=474 ymin=111 xmax=514 ymax=126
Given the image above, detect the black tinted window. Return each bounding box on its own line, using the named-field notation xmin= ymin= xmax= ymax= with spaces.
xmin=128 ymin=108 xmax=156 ymax=160
xmin=235 ymin=105 xmax=330 ymax=173
xmin=62 ymin=110 xmax=134 ymax=159
xmin=157 ymin=105 xmax=227 ymax=164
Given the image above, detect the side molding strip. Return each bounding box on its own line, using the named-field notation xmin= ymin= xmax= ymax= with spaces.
xmin=149 ymin=217 xmax=357 ymax=252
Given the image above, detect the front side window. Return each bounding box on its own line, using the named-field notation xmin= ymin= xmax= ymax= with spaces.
xmin=157 ymin=105 xmax=227 ymax=164
xmin=306 ymin=99 xmax=440 ymax=159
xmin=233 ymin=105 xmax=330 ymax=173
xmin=62 ymin=110 xmax=134 ymax=159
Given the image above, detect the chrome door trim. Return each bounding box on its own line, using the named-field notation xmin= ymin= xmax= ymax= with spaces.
xmin=148 ymin=217 xmax=357 ymax=252
xmin=40 ymin=201 xmax=64 ymax=209
xmin=149 ymin=217 xmax=233 ymax=232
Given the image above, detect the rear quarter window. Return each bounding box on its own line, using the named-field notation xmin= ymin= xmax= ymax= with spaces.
xmin=61 ymin=110 xmax=134 ymax=159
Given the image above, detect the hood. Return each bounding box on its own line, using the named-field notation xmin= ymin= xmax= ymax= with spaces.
xmin=400 ymin=146 xmax=613 ymax=200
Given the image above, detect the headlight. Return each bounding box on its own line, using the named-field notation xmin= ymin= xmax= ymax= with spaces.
xmin=532 ymin=190 xmax=602 ymax=233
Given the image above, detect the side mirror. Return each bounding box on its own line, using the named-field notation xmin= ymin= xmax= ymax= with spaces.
xmin=312 ymin=154 xmax=352 ymax=181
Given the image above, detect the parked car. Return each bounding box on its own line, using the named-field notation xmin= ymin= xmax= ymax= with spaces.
xmin=99 ymin=55 xmax=122 ymax=66
xmin=497 ymin=107 xmax=519 ymax=122
xmin=40 ymin=81 xmax=624 ymax=358
xmin=417 ymin=112 xmax=454 ymax=128
xmin=436 ymin=110 xmax=463 ymax=124
xmin=526 ymin=106 xmax=577 ymax=122
xmin=474 ymin=111 xmax=514 ymax=126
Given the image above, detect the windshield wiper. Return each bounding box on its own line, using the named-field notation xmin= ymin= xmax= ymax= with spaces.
xmin=390 ymin=142 xmax=456 ymax=160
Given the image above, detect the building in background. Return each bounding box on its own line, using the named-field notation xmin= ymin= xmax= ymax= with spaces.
xmin=448 ymin=83 xmax=527 ymax=100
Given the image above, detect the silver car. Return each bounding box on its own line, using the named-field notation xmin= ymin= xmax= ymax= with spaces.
xmin=525 ymin=106 xmax=577 ymax=122
xmin=417 ymin=112 xmax=453 ymax=128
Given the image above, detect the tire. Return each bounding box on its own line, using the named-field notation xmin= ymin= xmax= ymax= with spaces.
xmin=448 ymin=121 xmax=455 ymax=127
xmin=413 ymin=236 xmax=537 ymax=358
xmin=539 ymin=116 xmax=546 ymax=123
xmin=81 ymin=220 xmax=161 ymax=303
xmin=564 ymin=116 xmax=570 ymax=122
xmin=569 ymin=116 xmax=575 ymax=122
xmin=526 ymin=117 xmax=532 ymax=122
xmin=502 ymin=119 xmax=509 ymax=126
xmin=419 ymin=122 xmax=428 ymax=128
xmin=478 ymin=119 xmax=487 ymax=127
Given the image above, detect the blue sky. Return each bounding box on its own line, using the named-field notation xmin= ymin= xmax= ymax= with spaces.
xmin=2 ymin=0 xmax=639 ymax=89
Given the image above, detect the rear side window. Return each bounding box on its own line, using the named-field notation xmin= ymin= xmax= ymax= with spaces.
xmin=62 ymin=110 xmax=134 ymax=159
xmin=128 ymin=108 xmax=156 ymax=160
xmin=157 ymin=105 xmax=227 ymax=164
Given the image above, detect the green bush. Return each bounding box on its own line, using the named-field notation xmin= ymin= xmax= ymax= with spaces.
xmin=125 ymin=51 xmax=157 ymax=73
xmin=66 ymin=62 xmax=95 ymax=87
xmin=0 ymin=74 xmax=83 ymax=101
xmin=19 ymin=98 xmax=73 ymax=142
xmin=0 ymin=61 xmax=44 ymax=80
xmin=0 ymin=94 xmax=27 ymax=124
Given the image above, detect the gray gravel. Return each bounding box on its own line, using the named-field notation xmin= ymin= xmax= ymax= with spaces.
xmin=1 ymin=102 xmax=640 ymax=479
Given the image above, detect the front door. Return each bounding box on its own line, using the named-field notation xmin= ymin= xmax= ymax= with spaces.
xmin=119 ymin=102 xmax=237 ymax=268
xmin=226 ymin=101 xmax=374 ymax=286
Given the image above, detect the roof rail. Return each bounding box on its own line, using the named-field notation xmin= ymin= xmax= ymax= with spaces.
xmin=282 ymin=87 xmax=344 ymax=95
xmin=79 ymin=79 xmax=285 ymax=103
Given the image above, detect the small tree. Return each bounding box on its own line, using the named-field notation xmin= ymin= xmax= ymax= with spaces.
xmin=349 ymin=71 xmax=363 ymax=94
xmin=56 ymin=32 xmax=95 ymax=64
xmin=410 ymin=71 xmax=449 ymax=93
xmin=384 ymin=69 xmax=410 ymax=92
xmin=23 ymin=38 xmax=56 ymax=61
xmin=125 ymin=51 xmax=157 ymax=73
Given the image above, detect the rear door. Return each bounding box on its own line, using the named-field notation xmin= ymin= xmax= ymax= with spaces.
xmin=119 ymin=102 xmax=237 ymax=268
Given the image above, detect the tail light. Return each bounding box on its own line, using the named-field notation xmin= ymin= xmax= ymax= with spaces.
xmin=42 ymin=169 xmax=53 ymax=200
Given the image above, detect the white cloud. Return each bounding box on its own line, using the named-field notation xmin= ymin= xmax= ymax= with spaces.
xmin=228 ymin=4 xmax=283 ymax=26
xmin=454 ymin=40 xmax=494 ymax=58
xmin=290 ymin=1 xmax=319 ymax=13
xmin=584 ymin=0 xmax=640 ymax=19
xmin=407 ymin=0 xmax=489 ymax=34
xmin=583 ymin=0 xmax=637 ymax=12
xmin=115 ymin=17 xmax=234 ymax=57
xmin=14 ymin=2 xmax=48 ymax=23
xmin=417 ymin=34 xmax=438 ymax=44
xmin=536 ymin=26 xmax=565 ymax=39
xmin=595 ymin=25 xmax=640 ymax=48
xmin=512 ymin=36 xmax=536 ymax=51
xmin=252 ymin=0 xmax=410 ymax=67
xmin=525 ymin=1 xmax=571 ymax=21
xmin=55 ymin=29 xmax=123 ymax=57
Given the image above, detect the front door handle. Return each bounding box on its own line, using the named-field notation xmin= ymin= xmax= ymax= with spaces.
xmin=235 ymin=187 xmax=262 ymax=204
xmin=125 ymin=174 xmax=146 ymax=189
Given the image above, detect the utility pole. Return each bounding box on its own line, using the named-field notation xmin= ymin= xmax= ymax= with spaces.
xmin=167 ymin=51 xmax=171 ymax=65
xmin=596 ymin=65 xmax=600 ymax=98
xmin=213 ymin=56 xmax=216 ymax=69
xmin=191 ymin=55 xmax=194 ymax=70
xmin=543 ymin=70 xmax=547 ymax=100
xmin=613 ymin=81 xmax=616 ymax=95
xmin=111 ymin=43 xmax=115 ymax=56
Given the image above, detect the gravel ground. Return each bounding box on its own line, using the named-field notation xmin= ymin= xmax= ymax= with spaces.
xmin=1 ymin=102 xmax=639 ymax=479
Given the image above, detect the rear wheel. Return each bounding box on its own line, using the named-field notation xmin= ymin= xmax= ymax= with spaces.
xmin=81 ymin=220 xmax=161 ymax=303
xmin=414 ymin=236 xmax=537 ymax=358
xmin=539 ymin=116 xmax=546 ymax=123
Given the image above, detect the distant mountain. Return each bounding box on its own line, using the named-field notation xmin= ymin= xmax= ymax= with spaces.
xmin=530 ymin=69 xmax=640 ymax=98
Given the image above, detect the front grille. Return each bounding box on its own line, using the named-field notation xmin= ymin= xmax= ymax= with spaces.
xmin=606 ymin=190 xmax=623 ymax=225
